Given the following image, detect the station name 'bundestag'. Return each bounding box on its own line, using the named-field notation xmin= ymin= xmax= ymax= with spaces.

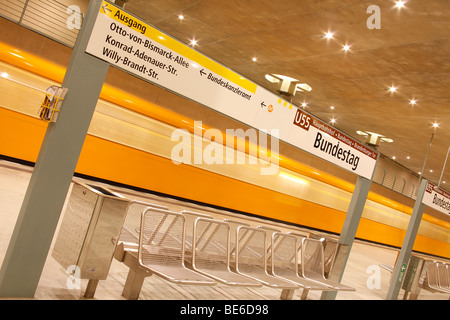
xmin=207 ymin=73 xmax=252 ymax=100
xmin=433 ymin=194 xmax=450 ymax=213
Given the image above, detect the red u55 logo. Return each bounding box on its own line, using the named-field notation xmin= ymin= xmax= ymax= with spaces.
xmin=293 ymin=109 xmax=311 ymax=131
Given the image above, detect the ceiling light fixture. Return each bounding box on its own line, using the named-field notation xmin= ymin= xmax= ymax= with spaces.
xmin=357 ymin=130 xmax=394 ymax=149
xmin=324 ymin=31 xmax=334 ymax=39
xmin=301 ymin=101 xmax=308 ymax=108
xmin=178 ymin=14 xmax=184 ymax=20
xmin=432 ymin=122 xmax=439 ymax=128
xmin=330 ymin=117 xmax=337 ymax=124
xmin=190 ymin=39 xmax=197 ymax=46
xmin=388 ymin=85 xmax=397 ymax=93
xmin=330 ymin=105 xmax=335 ymax=110
xmin=1 ymin=72 xmax=8 ymax=78
xmin=395 ymin=1 xmax=406 ymax=9
xmin=342 ymin=44 xmax=351 ymax=52
xmin=409 ymin=98 xmax=417 ymax=105
xmin=252 ymin=57 xmax=257 ymax=62
xmin=265 ymin=74 xmax=312 ymax=97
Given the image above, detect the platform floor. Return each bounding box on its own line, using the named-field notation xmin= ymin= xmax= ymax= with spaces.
xmin=0 ymin=159 xmax=448 ymax=300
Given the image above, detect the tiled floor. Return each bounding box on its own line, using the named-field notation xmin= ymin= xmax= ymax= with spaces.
xmin=0 ymin=160 xmax=448 ymax=300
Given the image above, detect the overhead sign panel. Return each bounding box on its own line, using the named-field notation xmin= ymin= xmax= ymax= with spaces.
xmin=86 ymin=1 xmax=379 ymax=179
xmin=423 ymin=181 xmax=450 ymax=216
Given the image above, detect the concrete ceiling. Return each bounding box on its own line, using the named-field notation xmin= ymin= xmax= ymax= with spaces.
xmin=123 ymin=0 xmax=450 ymax=186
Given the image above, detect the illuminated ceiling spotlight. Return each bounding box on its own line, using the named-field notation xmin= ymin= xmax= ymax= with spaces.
xmin=409 ymin=98 xmax=417 ymax=105
xmin=178 ymin=14 xmax=185 ymax=20
xmin=301 ymin=101 xmax=308 ymax=108
xmin=330 ymin=105 xmax=335 ymax=110
xmin=395 ymin=0 xmax=406 ymax=9
xmin=189 ymin=39 xmax=198 ymax=46
xmin=324 ymin=31 xmax=334 ymax=39
xmin=252 ymin=57 xmax=258 ymax=62
xmin=388 ymin=85 xmax=397 ymax=93
xmin=1 ymin=72 xmax=8 ymax=78
xmin=432 ymin=122 xmax=439 ymax=128
xmin=330 ymin=117 xmax=337 ymax=124
xmin=357 ymin=130 xmax=393 ymax=149
xmin=342 ymin=44 xmax=351 ymax=52
xmin=265 ymin=74 xmax=312 ymax=97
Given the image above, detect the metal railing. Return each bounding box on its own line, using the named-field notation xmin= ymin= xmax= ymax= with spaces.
xmin=0 ymin=0 xmax=82 ymax=47
xmin=372 ymin=164 xmax=417 ymax=199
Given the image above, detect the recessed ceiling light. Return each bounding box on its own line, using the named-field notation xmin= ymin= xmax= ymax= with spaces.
xmin=388 ymin=85 xmax=397 ymax=93
xmin=252 ymin=57 xmax=257 ymax=62
xmin=429 ymin=169 xmax=433 ymax=173
xmin=190 ymin=39 xmax=197 ymax=46
xmin=330 ymin=117 xmax=336 ymax=124
xmin=432 ymin=122 xmax=439 ymax=128
xmin=392 ymin=156 xmax=396 ymax=160
xmin=330 ymin=106 xmax=335 ymax=110
xmin=178 ymin=14 xmax=184 ymax=20
xmin=342 ymin=44 xmax=351 ymax=52
xmin=324 ymin=31 xmax=334 ymax=39
xmin=406 ymin=156 xmax=410 ymax=159
xmin=395 ymin=1 xmax=406 ymax=9
xmin=301 ymin=101 xmax=308 ymax=108
xmin=409 ymin=98 xmax=417 ymax=105
xmin=1 ymin=72 xmax=8 ymax=78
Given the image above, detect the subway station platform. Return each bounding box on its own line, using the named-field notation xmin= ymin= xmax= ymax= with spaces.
xmin=1 ymin=159 xmax=448 ymax=300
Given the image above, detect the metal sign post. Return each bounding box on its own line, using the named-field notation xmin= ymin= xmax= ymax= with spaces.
xmin=0 ymin=0 xmax=109 ymax=297
xmin=321 ymin=175 xmax=372 ymax=300
xmin=386 ymin=179 xmax=428 ymax=300
xmin=386 ymin=179 xmax=449 ymax=299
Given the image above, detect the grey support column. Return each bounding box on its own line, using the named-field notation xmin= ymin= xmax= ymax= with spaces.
xmin=0 ymin=0 xmax=108 ymax=297
xmin=386 ymin=179 xmax=427 ymax=300
xmin=321 ymin=175 xmax=372 ymax=300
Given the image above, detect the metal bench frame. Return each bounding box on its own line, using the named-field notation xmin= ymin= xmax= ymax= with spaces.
xmin=115 ymin=201 xmax=169 ymax=299
xmin=138 ymin=207 xmax=216 ymax=286
xmin=423 ymin=261 xmax=450 ymax=294
xmin=191 ymin=218 xmax=262 ymax=287
xmin=119 ymin=200 xmax=168 ymax=245
xmin=271 ymin=232 xmax=335 ymax=300
xmin=234 ymin=226 xmax=299 ymax=290
xmin=113 ymin=203 xmax=359 ymax=300
xmin=300 ymin=238 xmax=355 ymax=292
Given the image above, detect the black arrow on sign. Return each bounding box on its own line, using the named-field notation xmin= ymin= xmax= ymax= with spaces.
xmin=200 ymin=69 xmax=206 ymax=76
xmin=261 ymin=102 xmax=266 ymax=108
